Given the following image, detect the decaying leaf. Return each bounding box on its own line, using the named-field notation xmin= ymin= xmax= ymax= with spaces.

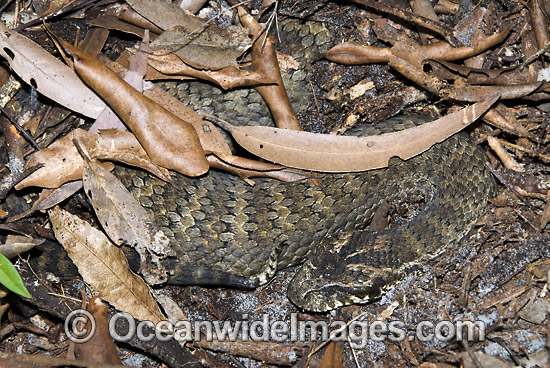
xmin=324 ymin=24 xmax=512 ymax=68
xmin=319 ymin=342 xmax=344 ymax=368
xmin=8 ymin=181 xmax=84 ymax=222
xmin=73 ymin=296 xmax=122 ymax=365
xmin=146 ymin=51 xmax=274 ymax=90
xmin=219 ymin=96 xmax=497 ymax=172
xmin=54 ymin=37 xmax=209 ymax=177
xmin=15 ymin=130 xmax=106 ymax=190
xmin=126 ymin=0 xmax=204 ymax=31
xmin=98 ymin=54 xmax=231 ymax=154
xmin=78 ymin=139 xmax=171 ymax=284
xmin=0 ymin=23 xmax=105 ymax=119
xmin=239 ymin=7 xmax=302 ymax=131
xmin=49 ymin=206 xmax=164 ymax=323
xmin=0 ymin=235 xmax=44 ymax=259
xmin=93 ymin=129 xmax=171 ymax=182
xmin=90 ymin=30 xmax=151 ymax=134
xmin=16 ymin=128 xmax=170 ymax=190
xmin=149 ymin=26 xmax=250 ymax=70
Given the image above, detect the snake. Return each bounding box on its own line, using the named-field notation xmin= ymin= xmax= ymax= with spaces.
xmin=113 ymin=17 xmax=496 ymax=311
xmin=23 ymin=17 xmax=497 ymax=312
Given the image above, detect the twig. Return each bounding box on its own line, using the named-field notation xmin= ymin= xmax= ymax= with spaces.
xmin=0 ymin=105 xmax=40 ymax=150
xmin=350 ymin=0 xmax=462 ymax=47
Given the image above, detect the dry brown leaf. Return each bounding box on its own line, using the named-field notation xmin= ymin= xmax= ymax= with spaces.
xmin=73 ymin=296 xmax=122 ymax=365
xmin=324 ymin=42 xmax=392 ymax=65
xmin=220 ymin=97 xmax=497 ymax=172
xmin=447 ymin=80 xmax=542 ymax=101
xmin=78 ymin=141 xmax=171 ymax=284
xmin=142 ymin=86 xmax=231 ymax=154
xmin=126 ymin=0 xmax=204 ymax=31
xmin=90 ymin=30 xmax=150 ymax=134
xmin=238 ymin=7 xmax=302 ymax=131
xmin=319 ymin=342 xmax=344 ymax=368
xmin=325 ymin=25 xmax=511 ymax=68
xmin=0 ymin=235 xmax=44 ymax=259
xmin=15 ymin=130 xmax=103 ymax=190
xmin=93 ymin=129 xmax=171 ymax=182
xmin=87 ymin=14 xmax=149 ymax=38
xmin=149 ymin=26 xmax=250 ymax=71
xmin=0 ymin=23 xmax=105 ymax=119
xmin=116 ymin=4 xmax=163 ymax=34
xmin=55 ymin=37 xmax=208 ymax=177
xmin=8 ymin=181 xmax=83 ymax=222
xmin=100 ymin=55 xmax=231 ymax=154
xmin=49 ymin=206 xmax=164 ymax=323
xmin=207 ymin=153 xmax=313 ymax=182
xmin=16 ymin=128 xmax=170 ymax=190
xmin=146 ymin=51 xmax=274 ymax=90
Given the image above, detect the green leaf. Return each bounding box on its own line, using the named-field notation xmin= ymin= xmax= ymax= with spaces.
xmin=0 ymin=252 xmax=31 ymax=298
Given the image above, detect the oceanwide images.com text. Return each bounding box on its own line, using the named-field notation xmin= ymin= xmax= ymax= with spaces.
xmin=65 ymin=310 xmax=486 ymax=348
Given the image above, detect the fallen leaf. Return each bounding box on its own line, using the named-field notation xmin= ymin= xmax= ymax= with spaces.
xmin=77 ymin=138 xmax=171 ymax=284
xmin=8 ymin=181 xmax=83 ymax=222
xmin=16 ymin=128 xmax=171 ymax=191
xmin=15 ymin=130 xmax=104 ymax=190
xmin=239 ymin=7 xmax=302 ymax=130
xmin=73 ymin=296 xmax=122 ymax=365
xmin=89 ymin=29 xmax=151 ymax=133
xmin=100 ymin=55 xmax=231 ymax=154
xmin=0 ymin=235 xmax=44 ymax=259
xmin=319 ymin=342 xmax=344 ymax=368
xmin=0 ymin=23 xmax=105 ymax=118
xmin=146 ymin=51 xmax=274 ymax=90
xmin=49 ymin=207 xmax=164 ymax=323
xmin=126 ymin=0 xmax=203 ymax=31
xmin=219 ymin=96 xmax=497 ymax=172
xmin=54 ymin=36 xmax=208 ymax=177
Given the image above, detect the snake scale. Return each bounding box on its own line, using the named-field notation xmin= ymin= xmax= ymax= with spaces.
xmin=19 ymin=17 xmax=497 ymax=312
xmin=111 ymin=18 xmax=497 ymax=311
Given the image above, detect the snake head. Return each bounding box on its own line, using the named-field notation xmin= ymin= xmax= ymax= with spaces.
xmin=287 ymin=233 xmax=405 ymax=312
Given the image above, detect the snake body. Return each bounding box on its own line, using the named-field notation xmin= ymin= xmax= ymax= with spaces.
xmin=23 ymin=18 xmax=496 ymax=312
xmin=115 ymin=114 xmax=496 ymax=311
xmin=114 ymin=19 xmax=499 ymax=311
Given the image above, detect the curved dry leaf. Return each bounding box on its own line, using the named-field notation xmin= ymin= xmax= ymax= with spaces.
xmin=417 ymin=24 xmax=512 ymax=64
xmin=8 ymin=181 xmax=83 ymax=222
xmin=98 ymin=55 xmax=231 ymax=154
xmin=207 ymin=153 xmax=313 ymax=182
xmin=15 ymin=130 xmax=99 ymax=190
xmin=126 ymin=0 xmax=203 ymax=31
xmin=49 ymin=207 xmax=164 ymax=323
xmin=57 ymin=38 xmax=209 ymax=177
xmin=142 ymin=86 xmax=232 ymax=154
xmin=221 ymin=97 xmax=497 ymax=172
xmin=447 ymin=81 xmax=542 ymax=101
xmin=0 ymin=23 xmax=105 ymax=118
xmin=324 ymin=42 xmax=391 ymax=65
xmin=0 ymin=235 xmax=44 ymax=259
xmin=326 ymin=25 xmax=511 ymax=68
xmin=16 ymin=128 xmax=170 ymax=190
xmin=90 ymin=30 xmax=150 ymax=134
xmin=238 ymin=7 xmax=302 ymax=131
xmin=146 ymin=51 xmax=274 ymax=90
xmin=80 ymin=151 xmax=171 ymax=284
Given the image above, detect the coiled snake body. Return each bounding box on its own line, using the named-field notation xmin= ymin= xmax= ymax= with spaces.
xmin=37 ymin=19 xmax=497 ymax=312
